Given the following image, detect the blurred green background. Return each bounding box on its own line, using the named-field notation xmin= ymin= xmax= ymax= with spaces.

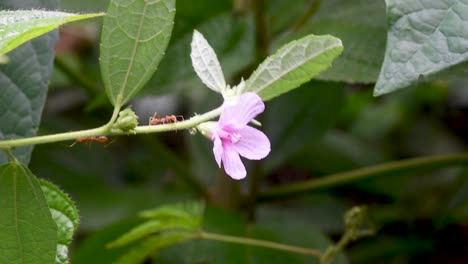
xmin=27 ymin=0 xmax=468 ymax=263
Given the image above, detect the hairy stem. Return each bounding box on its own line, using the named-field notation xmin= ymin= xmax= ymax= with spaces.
xmin=258 ymin=153 xmax=468 ymax=202
xmin=198 ymin=231 xmax=322 ymax=257
xmin=0 ymin=107 xmax=222 ymax=149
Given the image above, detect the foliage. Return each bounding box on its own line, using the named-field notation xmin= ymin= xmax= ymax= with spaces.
xmin=0 ymin=0 xmax=467 ymax=263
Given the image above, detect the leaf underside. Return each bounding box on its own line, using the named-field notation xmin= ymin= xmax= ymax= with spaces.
xmin=374 ymin=0 xmax=468 ymax=95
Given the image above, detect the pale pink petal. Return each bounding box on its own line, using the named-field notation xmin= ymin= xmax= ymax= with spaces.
xmin=231 ymin=126 xmax=270 ymax=160
xmin=222 ymin=148 xmax=246 ymax=180
xmin=219 ymin=92 xmax=264 ymax=128
xmin=212 ymin=136 xmax=223 ymax=167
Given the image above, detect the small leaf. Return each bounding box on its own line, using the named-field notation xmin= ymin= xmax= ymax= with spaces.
xmin=190 ymin=30 xmax=227 ymax=93
xmin=0 ymin=162 xmax=57 ymax=264
xmin=374 ymin=0 xmax=468 ymax=95
xmin=108 ymin=202 xmax=204 ymax=250
xmin=0 ymin=10 xmax=103 ymax=56
xmin=244 ymin=34 xmax=343 ymax=101
xmin=108 ymin=219 xmax=196 ymax=248
xmin=115 ymin=232 xmax=195 ymax=264
xmin=100 ymin=0 xmax=176 ymax=106
xmin=39 ymin=179 xmax=79 ymax=264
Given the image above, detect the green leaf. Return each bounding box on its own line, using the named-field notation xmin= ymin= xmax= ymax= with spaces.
xmin=0 ymin=162 xmax=57 ymax=264
xmin=0 ymin=1 xmax=59 ymax=165
xmin=100 ymin=0 xmax=176 ymax=106
xmin=108 ymin=201 xmax=204 ymax=248
xmin=375 ymin=0 xmax=468 ymax=95
xmin=263 ymin=81 xmax=346 ymax=173
xmin=0 ymin=10 xmax=103 ymax=56
xmin=244 ymin=34 xmax=343 ymax=101
xmin=39 ymin=179 xmax=79 ymax=264
xmin=140 ymin=201 xmax=204 ymax=221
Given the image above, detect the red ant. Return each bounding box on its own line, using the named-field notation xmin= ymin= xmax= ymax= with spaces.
xmin=69 ymin=136 xmax=109 ymax=147
xmin=149 ymin=113 xmax=183 ymax=125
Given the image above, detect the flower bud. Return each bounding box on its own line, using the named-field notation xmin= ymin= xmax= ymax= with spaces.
xmin=115 ymin=107 xmax=138 ymax=131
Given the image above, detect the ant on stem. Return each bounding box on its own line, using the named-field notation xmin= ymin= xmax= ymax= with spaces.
xmin=69 ymin=136 xmax=109 ymax=147
xmin=148 ymin=113 xmax=184 ymax=125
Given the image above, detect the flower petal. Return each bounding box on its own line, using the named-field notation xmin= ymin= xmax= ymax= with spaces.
xmin=222 ymin=148 xmax=246 ymax=180
xmin=219 ymin=92 xmax=264 ymax=128
xmin=212 ymin=136 xmax=223 ymax=167
xmin=232 ymin=126 xmax=270 ymax=160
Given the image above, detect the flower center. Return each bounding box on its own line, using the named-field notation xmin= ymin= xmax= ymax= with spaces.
xmin=228 ymin=133 xmax=241 ymax=143
xmin=213 ymin=130 xmax=242 ymax=144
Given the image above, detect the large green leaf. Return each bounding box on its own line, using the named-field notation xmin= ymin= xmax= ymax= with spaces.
xmin=375 ymin=0 xmax=468 ymax=95
xmin=0 ymin=0 xmax=59 ymax=165
xmin=100 ymin=0 xmax=176 ymax=106
xmin=0 ymin=162 xmax=57 ymax=264
xmin=244 ymin=34 xmax=343 ymax=101
xmin=39 ymin=180 xmax=79 ymax=264
xmin=0 ymin=10 xmax=103 ymax=56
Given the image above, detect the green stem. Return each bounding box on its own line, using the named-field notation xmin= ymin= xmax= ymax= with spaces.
xmin=257 ymin=153 xmax=468 ymax=202
xmin=2 ymin=149 xmax=18 ymax=164
xmin=0 ymin=107 xmax=222 ymax=149
xmin=198 ymin=231 xmax=322 ymax=257
xmin=54 ymin=56 xmax=103 ymax=97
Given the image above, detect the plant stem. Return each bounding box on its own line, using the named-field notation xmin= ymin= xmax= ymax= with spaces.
xmin=0 ymin=107 xmax=222 ymax=149
xmin=2 ymin=149 xmax=18 ymax=164
xmin=198 ymin=231 xmax=322 ymax=257
xmin=54 ymin=56 xmax=103 ymax=97
xmin=257 ymin=153 xmax=468 ymax=202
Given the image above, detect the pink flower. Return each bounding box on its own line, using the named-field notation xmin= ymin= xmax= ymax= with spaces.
xmin=210 ymin=92 xmax=271 ymax=179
